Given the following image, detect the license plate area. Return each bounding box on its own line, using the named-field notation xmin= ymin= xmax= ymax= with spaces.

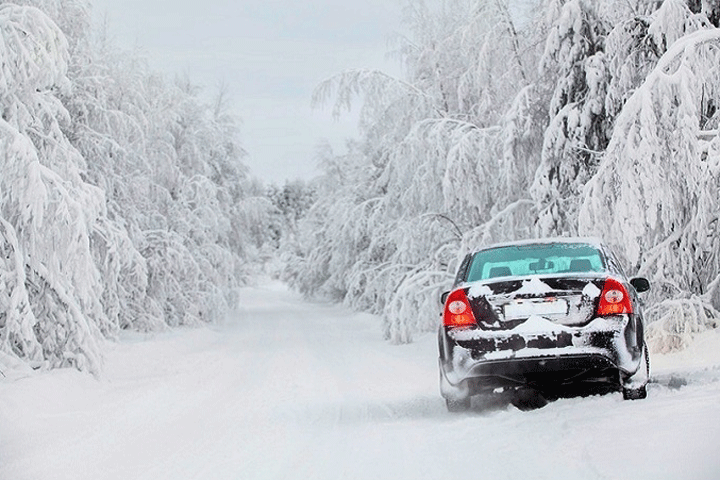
xmin=504 ymin=298 xmax=568 ymax=319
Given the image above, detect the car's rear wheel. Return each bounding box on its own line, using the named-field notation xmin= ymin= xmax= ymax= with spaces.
xmin=622 ymin=344 xmax=649 ymax=400
xmin=445 ymin=397 xmax=471 ymax=412
xmin=622 ymin=384 xmax=647 ymax=400
xmin=511 ymin=387 xmax=549 ymax=411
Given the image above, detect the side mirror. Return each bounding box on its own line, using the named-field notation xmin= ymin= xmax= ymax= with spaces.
xmin=630 ymin=277 xmax=650 ymax=293
xmin=440 ymin=291 xmax=449 ymax=304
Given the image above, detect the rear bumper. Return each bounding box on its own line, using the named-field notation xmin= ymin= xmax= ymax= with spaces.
xmin=439 ymin=315 xmax=644 ymax=399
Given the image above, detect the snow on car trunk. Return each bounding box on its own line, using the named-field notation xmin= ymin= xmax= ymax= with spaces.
xmin=1 ymin=282 xmax=719 ymax=480
xmin=466 ymin=275 xmax=604 ymax=329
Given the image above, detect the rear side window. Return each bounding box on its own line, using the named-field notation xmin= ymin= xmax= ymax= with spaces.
xmin=466 ymin=243 xmax=606 ymax=282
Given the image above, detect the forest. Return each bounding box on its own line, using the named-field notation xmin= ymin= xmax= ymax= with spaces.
xmin=0 ymin=0 xmax=719 ymax=373
xmin=286 ymin=0 xmax=720 ymax=352
xmin=0 ymin=0 xmax=276 ymax=373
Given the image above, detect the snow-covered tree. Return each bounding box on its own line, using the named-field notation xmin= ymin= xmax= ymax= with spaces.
xmin=531 ymin=0 xmax=614 ymax=236
xmin=66 ymin=49 xmax=267 ymax=329
xmin=266 ymin=179 xmax=316 ymax=250
xmin=580 ymin=25 xmax=720 ymax=351
xmin=294 ymin=0 xmax=720 ymax=352
xmin=0 ymin=0 xmax=269 ymax=372
xmin=0 ymin=4 xmax=106 ymax=370
xmin=291 ymin=0 xmax=545 ymax=342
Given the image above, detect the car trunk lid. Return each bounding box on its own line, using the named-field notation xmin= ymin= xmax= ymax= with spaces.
xmin=465 ymin=275 xmax=604 ymax=330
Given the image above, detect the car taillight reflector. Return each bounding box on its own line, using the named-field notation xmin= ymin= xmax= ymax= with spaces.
xmin=448 ymin=300 xmax=467 ymax=315
xmin=443 ymin=289 xmax=477 ymax=328
xmin=597 ymin=278 xmax=633 ymax=316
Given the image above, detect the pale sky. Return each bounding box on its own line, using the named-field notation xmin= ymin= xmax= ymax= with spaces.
xmin=91 ymin=0 xmax=404 ymax=184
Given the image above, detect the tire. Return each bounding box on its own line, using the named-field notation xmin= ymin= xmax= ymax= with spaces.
xmin=622 ymin=384 xmax=647 ymax=400
xmin=446 ymin=397 xmax=471 ymax=413
xmin=511 ymin=387 xmax=548 ymax=411
xmin=622 ymin=344 xmax=649 ymax=401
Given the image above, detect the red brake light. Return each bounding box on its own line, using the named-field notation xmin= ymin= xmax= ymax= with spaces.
xmin=443 ymin=289 xmax=477 ymax=328
xmin=597 ymin=278 xmax=633 ymax=316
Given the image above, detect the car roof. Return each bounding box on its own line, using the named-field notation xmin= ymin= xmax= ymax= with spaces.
xmin=469 ymin=237 xmax=604 ymax=254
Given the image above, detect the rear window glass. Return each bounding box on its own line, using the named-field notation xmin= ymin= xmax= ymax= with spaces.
xmin=466 ymin=243 xmax=605 ymax=282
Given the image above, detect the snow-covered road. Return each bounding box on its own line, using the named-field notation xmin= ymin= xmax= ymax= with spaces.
xmin=2 ymin=282 xmax=720 ymax=480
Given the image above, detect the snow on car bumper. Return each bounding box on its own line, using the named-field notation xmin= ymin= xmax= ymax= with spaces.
xmin=439 ymin=315 xmax=643 ymax=396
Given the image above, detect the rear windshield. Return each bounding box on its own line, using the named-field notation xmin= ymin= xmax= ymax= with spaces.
xmin=466 ymin=243 xmax=606 ymax=282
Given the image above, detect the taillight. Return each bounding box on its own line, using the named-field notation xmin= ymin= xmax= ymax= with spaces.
xmin=443 ymin=289 xmax=477 ymax=328
xmin=597 ymin=278 xmax=633 ymax=316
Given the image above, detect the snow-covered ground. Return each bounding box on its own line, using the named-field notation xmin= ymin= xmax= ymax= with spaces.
xmin=2 ymin=282 xmax=720 ymax=480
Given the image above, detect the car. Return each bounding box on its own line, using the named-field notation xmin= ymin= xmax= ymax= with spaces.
xmin=438 ymin=237 xmax=651 ymax=411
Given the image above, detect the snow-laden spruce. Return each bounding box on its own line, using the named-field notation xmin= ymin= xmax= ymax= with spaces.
xmin=532 ymin=0 xmax=611 ymax=237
